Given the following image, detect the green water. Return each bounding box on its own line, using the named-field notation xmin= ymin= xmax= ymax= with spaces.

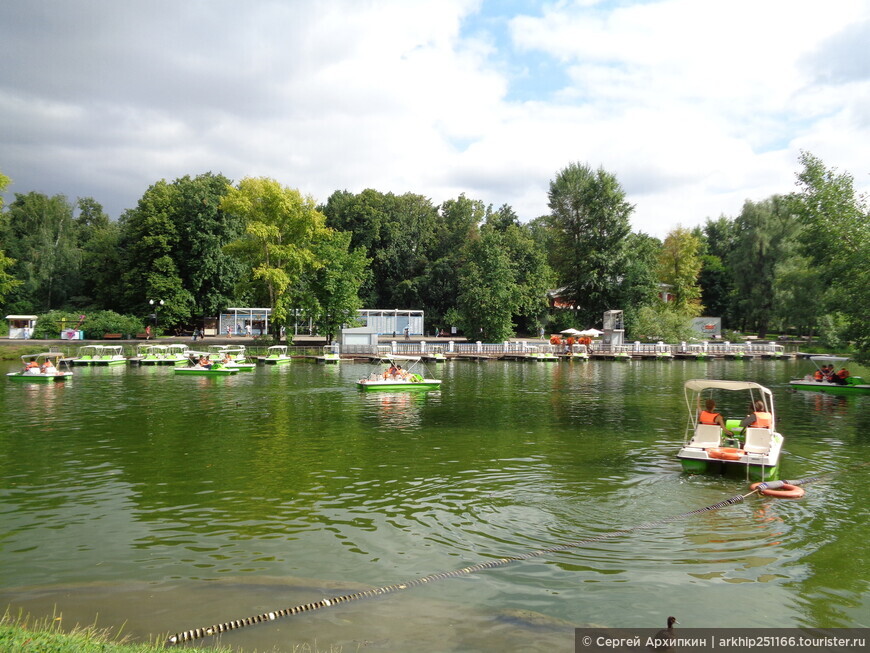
xmin=1 ymin=358 xmax=867 ymax=651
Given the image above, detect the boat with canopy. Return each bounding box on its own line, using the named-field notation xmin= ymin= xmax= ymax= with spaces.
xmin=173 ymin=351 xmax=238 ymax=376
xmin=677 ymin=379 xmax=783 ymax=481
xmin=260 ymin=345 xmax=292 ymax=365
xmin=356 ymin=356 xmax=442 ymax=391
xmin=788 ymin=356 xmax=869 ymax=395
xmin=7 ymin=352 xmax=74 ymax=382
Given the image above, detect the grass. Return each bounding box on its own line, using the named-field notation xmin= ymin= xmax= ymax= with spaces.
xmin=1 ymin=608 xmax=349 ymax=653
xmin=0 ymin=608 xmax=192 ymax=653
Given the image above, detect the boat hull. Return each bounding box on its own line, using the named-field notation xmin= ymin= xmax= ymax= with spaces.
xmin=678 ymin=457 xmax=780 ymax=482
xmin=357 ymin=379 xmax=441 ymax=391
xmin=7 ymin=372 xmax=73 ymax=382
xmin=788 ymin=380 xmax=870 ymax=395
xmin=173 ymin=367 xmax=237 ymax=376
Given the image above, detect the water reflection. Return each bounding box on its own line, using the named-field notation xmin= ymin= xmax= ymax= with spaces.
xmin=357 ymin=390 xmax=438 ymax=431
xmin=0 ymin=358 xmax=867 ymax=650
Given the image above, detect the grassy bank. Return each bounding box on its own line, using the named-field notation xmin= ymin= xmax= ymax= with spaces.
xmin=0 ymin=609 xmax=347 ymax=652
xmin=0 ymin=609 xmax=212 ymax=653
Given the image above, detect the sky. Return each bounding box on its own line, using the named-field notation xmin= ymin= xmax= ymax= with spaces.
xmin=1 ymin=0 xmax=868 ymax=238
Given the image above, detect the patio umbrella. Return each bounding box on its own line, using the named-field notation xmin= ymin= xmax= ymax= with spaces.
xmin=560 ymin=328 xmax=582 ymax=336
xmin=578 ymin=328 xmax=603 ymax=337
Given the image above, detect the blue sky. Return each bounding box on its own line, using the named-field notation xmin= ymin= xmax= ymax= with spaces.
xmin=1 ymin=0 xmax=868 ymax=238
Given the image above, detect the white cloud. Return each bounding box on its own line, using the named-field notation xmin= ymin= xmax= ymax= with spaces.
xmin=0 ymin=0 xmax=868 ymax=238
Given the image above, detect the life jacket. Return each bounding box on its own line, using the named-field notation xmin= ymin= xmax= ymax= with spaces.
xmin=813 ymin=370 xmax=823 ymax=381
xmin=699 ymin=410 xmax=721 ymax=425
xmin=750 ymin=411 xmax=772 ymax=428
xmin=838 ymin=369 xmax=849 ymax=379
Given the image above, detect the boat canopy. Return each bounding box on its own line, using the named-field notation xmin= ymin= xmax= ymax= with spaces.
xmin=808 ymin=355 xmax=850 ymax=363
xmin=683 ymin=379 xmax=772 ymax=393
xmin=21 ymin=352 xmax=65 ymax=361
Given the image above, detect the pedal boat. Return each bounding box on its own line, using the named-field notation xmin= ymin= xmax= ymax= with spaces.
xmin=260 ymin=345 xmax=292 ymax=365
xmin=357 ymin=356 xmax=442 ymax=391
xmin=788 ymin=356 xmax=869 ymax=395
xmin=7 ymin=352 xmax=74 ymax=382
xmin=677 ymin=379 xmax=783 ymax=481
xmin=173 ymin=352 xmax=238 ymax=376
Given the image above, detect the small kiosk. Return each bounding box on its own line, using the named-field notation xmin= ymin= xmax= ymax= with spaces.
xmin=5 ymin=315 xmax=38 ymax=339
xmin=601 ymin=310 xmax=624 ymax=350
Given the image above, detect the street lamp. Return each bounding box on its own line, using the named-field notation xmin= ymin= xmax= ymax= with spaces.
xmin=149 ymin=299 xmax=164 ymax=335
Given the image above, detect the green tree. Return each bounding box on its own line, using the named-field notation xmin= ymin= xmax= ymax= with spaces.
xmin=0 ymin=171 xmax=21 ymax=305
xmin=658 ymin=227 xmax=703 ymax=316
xmin=3 ymin=192 xmax=80 ymax=311
xmin=222 ymin=177 xmax=329 ymax=337
xmin=117 ymin=180 xmax=193 ymax=329
xmin=171 ymin=172 xmax=242 ymax=318
xmin=500 ymin=220 xmax=554 ymax=335
xmin=455 ymin=228 xmax=518 ymax=341
xmin=693 ymin=217 xmax=739 ymax=327
xmin=299 ymin=230 xmax=370 ymax=342
xmin=730 ymin=196 xmax=800 ymax=338
xmin=322 ymin=189 xmax=440 ymax=311
xmin=792 ymin=151 xmax=870 ymax=359
xmin=630 ymin=303 xmax=699 ymax=343
xmin=773 ymin=254 xmax=827 ymax=338
xmin=615 ymin=232 xmax=662 ymax=337
xmin=546 ymin=162 xmax=633 ymax=327
xmin=75 ymin=197 xmax=121 ymax=310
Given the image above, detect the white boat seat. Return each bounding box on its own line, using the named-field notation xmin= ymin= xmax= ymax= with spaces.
xmin=689 ymin=424 xmax=722 ymax=448
xmin=743 ymin=427 xmax=773 ymax=454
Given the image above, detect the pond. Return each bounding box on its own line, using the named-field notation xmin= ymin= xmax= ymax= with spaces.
xmin=1 ymin=357 xmax=867 ymax=651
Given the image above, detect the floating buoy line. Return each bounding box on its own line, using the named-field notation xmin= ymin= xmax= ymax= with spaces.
xmin=165 ymin=471 xmax=839 ymax=647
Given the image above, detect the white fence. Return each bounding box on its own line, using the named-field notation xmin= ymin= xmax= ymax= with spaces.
xmin=341 ymin=340 xmax=787 ymax=356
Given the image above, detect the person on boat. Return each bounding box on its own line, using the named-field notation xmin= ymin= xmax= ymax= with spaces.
xmin=698 ymin=398 xmax=733 ymax=436
xmin=199 ymin=356 xmax=212 ymax=369
xmin=835 ymin=367 xmax=850 ymax=385
xmin=813 ymin=368 xmax=824 ymax=381
xmin=23 ymin=360 xmax=40 ymax=374
xmin=41 ymin=360 xmax=57 ymax=375
xmin=740 ymin=400 xmax=772 ymax=430
xmin=384 ymin=363 xmax=398 ymax=379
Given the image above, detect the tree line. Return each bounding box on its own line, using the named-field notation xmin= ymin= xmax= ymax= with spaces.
xmin=0 ymin=153 xmax=867 ymax=360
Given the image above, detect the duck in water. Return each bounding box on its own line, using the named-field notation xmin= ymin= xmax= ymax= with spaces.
xmin=649 ymin=616 xmax=678 ymax=651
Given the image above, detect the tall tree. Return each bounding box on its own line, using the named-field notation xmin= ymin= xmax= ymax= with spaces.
xmin=0 ymin=171 xmax=21 ymax=305
xmin=171 ymin=173 xmax=243 ymax=317
xmin=695 ymin=217 xmax=738 ymax=327
xmin=74 ymin=197 xmax=121 ymax=310
xmin=501 ymin=220 xmax=554 ymax=335
xmin=117 ymin=180 xmax=192 ymax=328
xmin=792 ymin=151 xmax=870 ymax=359
xmin=730 ymin=195 xmax=800 ymax=339
xmin=222 ymin=177 xmax=330 ymax=336
xmin=658 ymin=226 xmax=703 ymax=316
xmin=546 ymin=162 xmax=633 ymax=327
xmin=615 ymin=231 xmax=662 ymax=337
xmin=3 ymin=192 xmax=80 ymax=311
xmin=299 ymin=230 xmax=370 ymax=342
xmin=455 ymin=228 xmax=518 ymax=341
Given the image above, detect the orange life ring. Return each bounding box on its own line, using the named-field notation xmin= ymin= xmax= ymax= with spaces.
xmin=707 ymin=447 xmax=745 ymax=460
xmin=750 ymin=482 xmax=805 ymax=499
